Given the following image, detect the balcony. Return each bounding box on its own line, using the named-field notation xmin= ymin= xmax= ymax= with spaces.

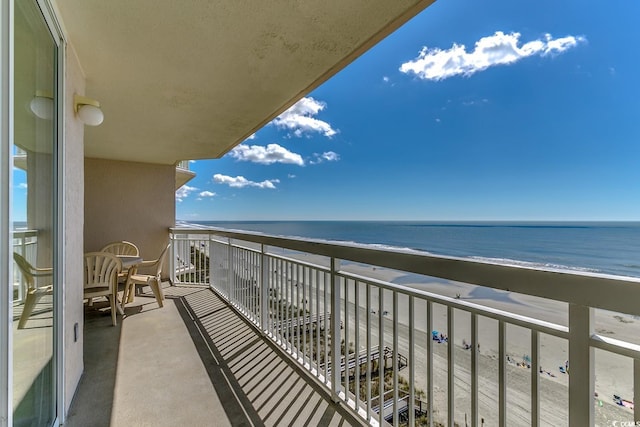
xmin=166 ymin=227 xmax=640 ymax=427
xmin=65 ymin=283 xmax=362 ymax=426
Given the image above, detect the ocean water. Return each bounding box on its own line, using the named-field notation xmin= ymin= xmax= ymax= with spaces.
xmin=183 ymin=221 xmax=640 ymax=278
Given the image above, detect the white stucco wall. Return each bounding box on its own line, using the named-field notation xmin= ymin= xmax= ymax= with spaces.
xmin=63 ymin=43 xmax=85 ymax=414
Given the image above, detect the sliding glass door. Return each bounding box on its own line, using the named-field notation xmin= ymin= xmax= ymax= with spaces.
xmin=12 ymin=0 xmax=59 ymax=424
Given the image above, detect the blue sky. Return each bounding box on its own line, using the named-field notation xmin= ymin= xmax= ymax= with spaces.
xmin=175 ymin=0 xmax=640 ymax=221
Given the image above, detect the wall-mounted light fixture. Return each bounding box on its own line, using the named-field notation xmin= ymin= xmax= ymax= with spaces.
xmin=29 ymin=90 xmax=54 ymax=120
xmin=74 ymin=94 xmax=104 ymax=126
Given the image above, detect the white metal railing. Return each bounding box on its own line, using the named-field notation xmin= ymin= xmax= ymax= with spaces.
xmin=176 ymin=160 xmax=190 ymax=170
xmin=12 ymin=229 xmax=38 ymax=303
xmin=170 ymin=227 xmax=640 ymax=427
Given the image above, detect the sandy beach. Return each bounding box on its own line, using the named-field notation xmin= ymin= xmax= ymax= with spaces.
xmin=265 ymin=251 xmax=637 ymax=426
xmin=336 ymin=262 xmax=638 ymax=426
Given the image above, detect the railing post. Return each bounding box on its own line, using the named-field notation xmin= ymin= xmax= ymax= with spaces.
xmin=568 ymin=304 xmax=594 ymax=427
xmin=169 ymin=232 xmax=176 ymax=285
xmin=208 ymin=234 xmax=213 ymax=288
xmin=330 ymin=257 xmax=341 ymax=402
xmin=227 ymin=237 xmax=232 ymax=302
xmin=260 ymin=244 xmax=268 ymax=333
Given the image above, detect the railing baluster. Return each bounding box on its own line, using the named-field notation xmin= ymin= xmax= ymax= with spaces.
xmin=248 ymin=250 xmax=252 ymax=316
xmin=378 ymin=289 xmax=384 ymax=427
xmin=208 ymin=236 xmax=213 ymax=288
xmin=531 ymin=329 xmax=540 ymax=427
xmin=296 ymin=263 xmax=301 ymax=360
xmin=344 ymin=277 xmax=350 ymax=398
xmin=448 ymin=305 xmax=455 ymax=427
xmin=409 ymin=295 xmax=415 ymax=427
xmin=280 ymin=258 xmax=285 ymax=344
xmin=316 ymin=269 xmax=321 ymax=378
xmin=304 ymin=267 xmax=314 ymax=366
xmin=288 ymin=261 xmax=293 ymax=354
xmin=268 ymin=257 xmax=273 ymax=334
xmin=471 ymin=313 xmax=478 ymax=427
xmin=366 ymin=284 xmax=372 ymax=422
xmin=355 ymin=280 xmax=361 ymax=411
xmin=324 ymin=271 xmax=329 ymax=384
xmin=226 ymin=238 xmax=232 ymax=302
xmin=568 ymin=304 xmax=594 ymax=427
xmin=260 ymin=245 xmax=268 ymax=332
xmin=169 ymin=233 xmax=175 ymax=284
xmin=427 ymin=300 xmax=433 ymax=427
xmin=248 ymin=250 xmax=252 ymax=317
xmin=240 ymin=248 xmax=245 ymax=312
xmin=499 ymin=320 xmax=506 ymax=427
xmin=393 ymin=291 xmax=399 ymax=427
xmin=275 ymin=258 xmax=281 ymax=342
xmin=330 ymin=257 xmax=341 ymax=401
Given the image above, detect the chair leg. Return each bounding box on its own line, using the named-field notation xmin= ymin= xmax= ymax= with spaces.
xmin=108 ymin=295 xmax=117 ymax=326
xmin=123 ymin=282 xmax=133 ymax=306
xmin=149 ymin=278 xmax=164 ymax=308
xmin=18 ymin=291 xmax=37 ymax=329
xmin=158 ymin=280 xmax=165 ymax=301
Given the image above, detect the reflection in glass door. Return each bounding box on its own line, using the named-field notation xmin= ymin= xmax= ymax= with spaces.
xmin=12 ymin=0 xmax=57 ymax=425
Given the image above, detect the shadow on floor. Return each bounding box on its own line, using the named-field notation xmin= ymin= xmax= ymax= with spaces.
xmin=174 ymin=287 xmax=361 ymax=426
xmin=65 ymin=284 xmax=360 ymax=427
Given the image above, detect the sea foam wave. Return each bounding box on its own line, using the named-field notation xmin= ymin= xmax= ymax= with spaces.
xmin=468 ymin=256 xmax=600 ymax=273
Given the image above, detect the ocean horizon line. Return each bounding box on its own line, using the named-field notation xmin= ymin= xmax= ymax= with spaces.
xmin=178 ymin=219 xmax=640 ymax=224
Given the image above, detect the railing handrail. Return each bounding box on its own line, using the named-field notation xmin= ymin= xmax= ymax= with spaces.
xmin=170 ymin=226 xmax=640 ymax=315
xmin=13 ymin=229 xmax=38 ymax=238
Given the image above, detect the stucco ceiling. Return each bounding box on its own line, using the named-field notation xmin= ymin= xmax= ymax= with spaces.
xmin=54 ymin=0 xmax=434 ymax=165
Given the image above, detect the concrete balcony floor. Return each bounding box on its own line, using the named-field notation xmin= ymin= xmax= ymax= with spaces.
xmin=65 ymin=284 xmax=361 ymax=427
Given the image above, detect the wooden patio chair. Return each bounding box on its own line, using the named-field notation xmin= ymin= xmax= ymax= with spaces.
xmin=124 ymin=242 xmax=170 ymax=308
xmin=14 ymin=253 xmax=53 ymax=329
xmin=84 ymin=252 xmax=122 ymax=326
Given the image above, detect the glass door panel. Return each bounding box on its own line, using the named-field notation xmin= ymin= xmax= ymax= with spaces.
xmin=12 ymin=0 xmax=57 ymax=425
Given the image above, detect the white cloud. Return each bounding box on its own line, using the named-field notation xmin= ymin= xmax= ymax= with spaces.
xmin=288 ymin=174 xmax=296 ymax=179
xmin=310 ymin=151 xmax=340 ymax=164
xmin=400 ymin=31 xmax=586 ymax=81
xmin=199 ymin=191 xmax=216 ymax=197
xmin=176 ymin=185 xmax=198 ymax=202
xmin=272 ymin=97 xmax=337 ymax=138
xmin=246 ymin=133 xmax=256 ymax=140
xmin=17 ymin=183 xmax=27 ymax=189
xmin=383 ymin=76 xmax=390 ymax=83
xmin=462 ymin=98 xmax=489 ymax=106
xmin=228 ymin=143 xmax=304 ymax=166
xmin=213 ymin=174 xmax=280 ymax=189
xmin=321 ymin=151 xmax=339 ymax=162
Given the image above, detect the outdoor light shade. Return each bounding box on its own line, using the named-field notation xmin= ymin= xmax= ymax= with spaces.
xmin=29 ymin=91 xmax=54 ymax=120
xmin=74 ymin=94 xmax=104 ymax=126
